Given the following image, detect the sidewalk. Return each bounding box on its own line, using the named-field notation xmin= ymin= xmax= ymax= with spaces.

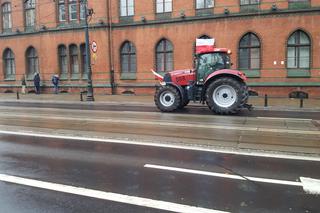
xmin=0 ymin=93 xmax=320 ymax=111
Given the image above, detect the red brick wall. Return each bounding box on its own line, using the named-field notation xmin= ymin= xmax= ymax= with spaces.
xmin=0 ymin=0 xmax=319 ymax=97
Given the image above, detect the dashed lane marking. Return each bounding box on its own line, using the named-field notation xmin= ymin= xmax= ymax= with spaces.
xmin=0 ymin=173 xmax=229 ymax=213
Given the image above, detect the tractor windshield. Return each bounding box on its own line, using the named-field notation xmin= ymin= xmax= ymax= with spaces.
xmin=196 ymin=52 xmax=231 ymax=82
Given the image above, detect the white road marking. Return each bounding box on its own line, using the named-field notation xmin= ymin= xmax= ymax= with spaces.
xmin=300 ymin=177 xmax=320 ymax=195
xmin=0 ymin=174 xmax=228 ymax=213
xmin=257 ymin=117 xmax=312 ymax=122
xmin=0 ymin=129 xmax=320 ymax=162
xmin=145 ymin=164 xmax=320 ymax=195
xmin=144 ymin=164 xmax=303 ymax=186
xmin=1 ymin=113 xmax=319 ymax=135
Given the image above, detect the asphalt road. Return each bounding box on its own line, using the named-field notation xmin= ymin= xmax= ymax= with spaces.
xmin=0 ymin=133 xmax=319 ymax=213
xmin=0 ymin=101 xmax=319 ymax=120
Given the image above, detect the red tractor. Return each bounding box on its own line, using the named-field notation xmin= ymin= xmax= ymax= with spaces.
xmin=152 ymin=39 xmax=250 ymax=115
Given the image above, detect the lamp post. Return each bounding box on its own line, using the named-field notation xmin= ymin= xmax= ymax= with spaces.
xmin=83 ymin=0 xmax=94 ymax=101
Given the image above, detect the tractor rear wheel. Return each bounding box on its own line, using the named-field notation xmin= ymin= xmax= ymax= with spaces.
xmin=154 ymin=85 xmax=181 ymax=112
xmin=206 ymin=77 xmax=248 ymax=115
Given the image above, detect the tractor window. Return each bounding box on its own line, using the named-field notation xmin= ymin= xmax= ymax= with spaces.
xmin=197 ymin=53 xmax=230 ymax=82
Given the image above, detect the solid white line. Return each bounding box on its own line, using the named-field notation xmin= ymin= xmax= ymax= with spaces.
xmin=144 ymin=164 xmax=303 ymax=187
xmin=0 ymin=174 xmax=228 ymax=213
xmin=0 ymin=129 xmax=320 ymax=162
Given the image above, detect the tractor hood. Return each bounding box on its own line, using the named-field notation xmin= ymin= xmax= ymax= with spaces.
xmin=167 ymin=69 xmax=196 ymax=86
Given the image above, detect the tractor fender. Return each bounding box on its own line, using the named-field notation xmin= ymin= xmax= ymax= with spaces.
xmin=160 ymin=82 xmax=187 ymax=105
xmin=204 ymin=69 xmax=247 ymax=86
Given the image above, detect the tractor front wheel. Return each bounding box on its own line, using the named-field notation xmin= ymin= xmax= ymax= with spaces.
xmin=206 ymin=77 xmax=248 ymax=114
xmin=154 ymin=85 xmax=181 ymax=112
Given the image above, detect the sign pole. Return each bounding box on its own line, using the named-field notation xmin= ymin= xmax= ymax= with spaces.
xmin=84 ymin=0 xmax=94 ymax=101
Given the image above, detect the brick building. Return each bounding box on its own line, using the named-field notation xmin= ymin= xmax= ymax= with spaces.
xmin=0 ymin=0 xmax=319 ymax=97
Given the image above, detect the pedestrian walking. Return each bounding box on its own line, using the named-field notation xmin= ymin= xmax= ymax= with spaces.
xmin=21 ymin=75 xmax=26 ymax=94
xmin=33 ymin=72 xmax=41 ymax=94
xmin=52 ymin=74 xmax=60 ymax=94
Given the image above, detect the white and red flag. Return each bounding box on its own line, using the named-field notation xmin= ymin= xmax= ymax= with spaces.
xmin=196 ymin=39 xmax=215 ymax=54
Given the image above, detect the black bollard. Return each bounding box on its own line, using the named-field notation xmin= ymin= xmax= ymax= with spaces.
xmin=80 ymin=92 xmax=83 ymax=102
xmin=300 ymin=98 xmax=304 ymax=108
xmin=264 ymin=94 xmax=268 ymax=107
xmin=16 ymin=91 xmax=20 ymax=100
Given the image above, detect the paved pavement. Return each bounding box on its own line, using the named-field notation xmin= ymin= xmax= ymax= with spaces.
xmin=0 ymin=93 xmax=320 ymax=111
xmin=0 ymin=92 xmax=319 ymax=157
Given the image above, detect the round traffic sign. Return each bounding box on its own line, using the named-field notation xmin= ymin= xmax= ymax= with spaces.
xmin=91 ymin=41 xmax=98 ymax=53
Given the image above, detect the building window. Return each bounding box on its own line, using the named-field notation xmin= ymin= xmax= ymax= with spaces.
xmin=239 ymin=33 xmax=260 ymax=70
xmin=80 ymin=43 xmax=87 ymax=77
xmin=196 ymin=0 xmax=214 ymax=9
xmin=240 ymin=0 xmax=260 ymax=5
xmin=156 ymin=39 xmax=173 ymax=72
xmin=80 ymin=1 xmax=86 ymax=20
xmin=156 ymin=0 xmax=172 ymax=13
xmin=120 ymin=41 xmax=136 ymax=73
xmin=58 ymin=0 xmax=66 ymax=22
xmin=24 ymin=0 xmax=36 ymax=28
xmin=69 ymin=0 xmax=77 ymax=21
xmin=2 ymin=3 xmax=12 ymax=31
xmin=26 ymin=47 xmax=39 ymax=78
xmin=287 ymin=30 xmax=310 ymax=69
xmin=3 ymin=48 xmax=15 ymax=79
xmin=69 ymin=44 xmax=79 ymax=76
xmin=58 ymin=1 xmax=85 ymax=23
xmin=58 ymin=45 xmax=68 ymax=76
xmin=120 ymin=0 xmax=134 ymax=16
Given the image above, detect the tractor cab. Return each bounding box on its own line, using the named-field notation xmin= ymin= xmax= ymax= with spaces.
xmin=195 ymin=49 xmax=232 ymax=84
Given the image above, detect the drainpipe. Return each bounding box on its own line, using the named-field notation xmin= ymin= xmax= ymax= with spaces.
xmin=107 ymin=0 xmax=115 ymax=95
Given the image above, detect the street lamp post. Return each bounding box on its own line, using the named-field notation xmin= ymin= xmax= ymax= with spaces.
xmin=83 ymin=0 xmax=94 ymax=101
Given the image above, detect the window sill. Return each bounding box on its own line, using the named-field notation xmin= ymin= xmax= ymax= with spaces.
xmin=287 ymin=69 xmax=311 ymax=78
xmin=240 ymin=4 xmax=260 ymax=13
xmin=119 ymin=16 xmax=134 ymax=23
xmin=120 ymin=72 xmax=137 ymax=80
xmin=155 ymin=12 xmax=172 ymax=20
xmin=240 ymin=69 xmax=260 ymax=78
xmin=4 ymin=76 xmax=16 ymax=81
xmin=195 ymin=8 xmax=213 ymax=16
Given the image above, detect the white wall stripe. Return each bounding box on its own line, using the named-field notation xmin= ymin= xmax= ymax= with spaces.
xmin=0 ymin=129 xmax=320 ymax=162
xmin=0 ymin=174 xmax=229 ymax=213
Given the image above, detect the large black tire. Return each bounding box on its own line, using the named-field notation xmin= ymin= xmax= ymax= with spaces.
xmin=205 ymin=77 xmax=248 ymax=115
xmin=154 ymin=85 xmax=181 ymax=112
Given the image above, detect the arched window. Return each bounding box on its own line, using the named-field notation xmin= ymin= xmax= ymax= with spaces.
xmin=58 ymin=45 xmax=68 ymax=76
xmin=26 ymin=47 xmax=39 ymax=78
xmin=80 ymin=43 xmax=87 ymax=78
xmin=69 ymin=44 xmax=79 ymax=76
xmin=3 ymin=48 xmax=15 ymax=79
xmin=156 ymin=39 xmax=173 ymax=72
xmin=120 ymin=41 xmax=136 ymax=73
xmin=24 ymin=0 xmax=36 ymax=28
xmin=287 ymin=30 xmax=310 ymax=69
xmin=239 ymin=33 xmax=260 ymax=70
xmin=2 ymin=3 xmax=12 ymax=31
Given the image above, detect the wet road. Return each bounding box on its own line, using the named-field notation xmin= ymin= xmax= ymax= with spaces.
xmin=0 ymin=101 xmax=319 ymax=119
xmin=0 ymin=133 xmax=319 ymax=213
